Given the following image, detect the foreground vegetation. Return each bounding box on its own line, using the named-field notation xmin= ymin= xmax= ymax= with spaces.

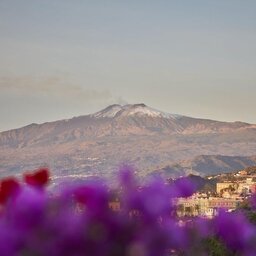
xmin=0 ymin=167 xmax=256 ymax=255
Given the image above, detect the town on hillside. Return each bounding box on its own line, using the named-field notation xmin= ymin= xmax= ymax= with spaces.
xmin=108 ymin=166 xmax=256 ymax=219
xmin=175 ymin=166 xmax=256 ymax=218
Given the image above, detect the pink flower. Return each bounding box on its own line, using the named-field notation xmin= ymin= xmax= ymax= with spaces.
xmin=24 ymin=168 xmax=49 ymax=187
xmin=0 ymin=178 xmax=20 ymax=204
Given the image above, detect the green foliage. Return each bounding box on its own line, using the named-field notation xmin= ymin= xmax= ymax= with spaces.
xmin=202 ymin=237 xmax=232 ymax=256
xmin=237 ymin=200 xmax=256 ymax=225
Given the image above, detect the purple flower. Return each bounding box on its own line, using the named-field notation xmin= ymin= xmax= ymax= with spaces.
xmin=8 ymin=186 xmax=46 ymax=228
xmin=214 ymin=210 xmax=256 ymax=252
xmin=170 ymin=177 xmax=197 ymax=198
xmin=0 ymin=167 xmax=255 ymax=255
xmin=0 ymin=221 xmax=20 ymax=256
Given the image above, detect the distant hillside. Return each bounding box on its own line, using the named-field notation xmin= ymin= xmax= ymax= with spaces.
xmin=151 ymin=155 xmax=256 ymax=179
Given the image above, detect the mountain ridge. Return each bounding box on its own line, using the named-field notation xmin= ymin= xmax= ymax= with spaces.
xmin=1 ymin=104 xmax=255 ymax=148
xmin=1 ymin=103 xmax=253 ymax=133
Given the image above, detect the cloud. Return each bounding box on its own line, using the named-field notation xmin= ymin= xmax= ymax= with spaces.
xmin=0 ymin=75 xmax=114 ymax=103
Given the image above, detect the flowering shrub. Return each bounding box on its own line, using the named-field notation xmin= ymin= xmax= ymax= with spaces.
xmin=0 ymin=167 xmax=256 ymax=255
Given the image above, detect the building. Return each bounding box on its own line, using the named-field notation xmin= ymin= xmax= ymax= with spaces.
xmin=174 ymin=196 xmax=242 ymax=218
xmin=217 ymin=178 xmax=256 ymax=197
xmin=216 ymin=182 xmax=237 ymax=194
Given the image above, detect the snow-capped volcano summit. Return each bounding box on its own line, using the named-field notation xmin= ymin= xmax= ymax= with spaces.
xmin=91 ymin=104 xmax=123 ymax=118
xmin=91 ymin=103 xmax=182 ymax=119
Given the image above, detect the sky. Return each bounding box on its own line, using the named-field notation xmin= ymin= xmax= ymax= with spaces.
xmin=0 ymin=0 xmax=256 ymax=131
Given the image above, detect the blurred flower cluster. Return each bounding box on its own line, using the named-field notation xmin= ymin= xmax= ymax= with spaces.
xmin=0 ymin=167 xmax=256 ymax=256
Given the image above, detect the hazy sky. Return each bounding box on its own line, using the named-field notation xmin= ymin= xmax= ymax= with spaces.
xmin=1 ymin=0 xmax=256 ymax=131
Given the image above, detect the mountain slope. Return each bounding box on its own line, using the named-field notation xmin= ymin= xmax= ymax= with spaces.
xmin=0 ymin=103 xmax=256 ymax=178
